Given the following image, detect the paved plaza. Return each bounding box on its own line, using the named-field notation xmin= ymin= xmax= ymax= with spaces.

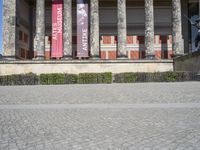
xmin=0 ymin=82 xmax=200 ymax=150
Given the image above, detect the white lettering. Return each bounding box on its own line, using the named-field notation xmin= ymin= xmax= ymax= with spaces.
xmin=82 ymin=29 xmax=88 ymax=51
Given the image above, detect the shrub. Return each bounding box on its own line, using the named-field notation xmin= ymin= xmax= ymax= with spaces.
xmin=0 ymin=71 xmax=199 ymax=86
xmin=0 ymin=73 xmax=38 ymax=86
xmin=145 ymin=72 xmax=165 ymax=82
xmin=97 ymin=72 xmax=112 ymax=84
xmin=39 ymin=73 xmax=65 ymax=85
xmin=21 ymin=73 xmax=38 ymax=85
xmin=39 ymin=74 xmax=48 ymax=85
xmin=64 ymin=74 xmax=78 ymax=84
xmin=163 ymin=72 xmax=178 ymax=82
xmin=114 ymin=72 xmax=198 ymax=83
xmin=114 ymin=73 xmax=138 ymax=83
xmin=6 ymin=75 xmax=21 ymax=85
xmin=0 ymin=75 xmax=8 ymax=85
xmin=78 ymin=73 xmax=98 ymax=84
xmin=135 ymin=73 xmax=147 ymax=82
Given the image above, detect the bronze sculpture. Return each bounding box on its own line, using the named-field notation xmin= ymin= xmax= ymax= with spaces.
xmin=185 ymin=15 xmax=200 ymax=49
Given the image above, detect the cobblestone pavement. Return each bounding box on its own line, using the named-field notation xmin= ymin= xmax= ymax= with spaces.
xmin=0 ymin=82 xmax=200 ymax=150
xmin=1 ymin=108 xmax=200 ymax=150
xmin=0 ymin=82 xmax=200 ymax=104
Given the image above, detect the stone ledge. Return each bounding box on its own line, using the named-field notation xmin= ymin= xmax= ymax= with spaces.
xmin=0 ymin=59 xmax=173 ymax=64
xmin=174 ymin=51 xmax=200 ymax=61
xmin=0 ymin=61 xmax=174 ymax=75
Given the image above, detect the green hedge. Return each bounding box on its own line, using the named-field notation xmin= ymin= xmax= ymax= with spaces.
xmin=39 ymin=73 xmax=79 ymax=85
xmin=64 ymin=74 xmax=78 ymax=84
xmin=114 ymin=73 xmax=138 ymax=83
xmin=39 ymin=73 xmax=65 ymax=85
xmin=97 ymin=72 xmax=112 ymax=84
xmin=78 ymin=73 xmax=98 ymax=84
xmin=0 ymin=72 xmax=198 ymax=86
xmin=114 ymin=72 xmax=197 ymax=83
xmin=78 ymin=72 xmax=112 ymax=84
xmin=0 ymin=73 xmax=38 ymax=86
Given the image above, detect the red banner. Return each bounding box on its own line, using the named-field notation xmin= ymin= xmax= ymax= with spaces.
xmin=77 ymin=0 xmax=89 ymax=58
xmin=52 ymin=0 xmax=63 ymax=58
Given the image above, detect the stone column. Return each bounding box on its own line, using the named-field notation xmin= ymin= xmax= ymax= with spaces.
xmin=199 ymin=0 xmax=200 ymax=29
xmin=63 ymin=0 xmax=72 ymax=58
xmin=35 ymin=0 xmax=45 ymax=59
xmin=90 ymin=0 xmax=100 ymax=58
xmin=145 ymin=0 xmax=155 ymax=59
xmin=117 ymin=0 xmax=127 ymax=57
xmin=172 ymin=0 xmax=184 ymax=56
xmin=3 ymin=0 xmax=17 ymax=59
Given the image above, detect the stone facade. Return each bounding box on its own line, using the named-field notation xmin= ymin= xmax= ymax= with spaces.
xmin=2 ymin=0 xmax=198 ymax=60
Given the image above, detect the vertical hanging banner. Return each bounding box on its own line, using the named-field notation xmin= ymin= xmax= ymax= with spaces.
xmin=52 ymin=0 xmax=63 ymax=58
xmin=77 ymin=0 xmax=89 ymax=58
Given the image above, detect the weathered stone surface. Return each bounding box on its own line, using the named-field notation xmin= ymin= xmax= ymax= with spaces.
xmin=174 ymin=51 xmax=200 ymax=73
xmin=145 ymin=0 xmax=155 ymax=58
xmin=0 ymin=60 xmax=173 ymax=75
xmin=90 ymin=0 xmax=100 ymax=58
xmin=172 ymin=0 xmax=184 ymax=55
xmin=2 ymin=0 xmax=17 ymax=58
xmin=35 ymin=0 xmax=45 ymax=59
xmin=117 ymin=0 xmax=127 ymax=57
xmin=63 ymin=0 xmax=72 ymax=58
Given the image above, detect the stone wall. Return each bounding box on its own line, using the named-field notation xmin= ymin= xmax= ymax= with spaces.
xmin=174 ymin=51 xmax=200 ymax=73
xmin=0 ymin=60 xmax=173 ymax=75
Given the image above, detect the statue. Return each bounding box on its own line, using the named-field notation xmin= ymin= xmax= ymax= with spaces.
xmin=184 ymin=15 xmax=200 ymax=50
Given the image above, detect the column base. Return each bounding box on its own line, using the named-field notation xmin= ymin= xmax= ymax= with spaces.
xmin=117 ymin=53 xmax=128 ymax=59
xmin=171 ymin=53 xmax=185 ymax=58
xmin=61 ymin=55 xmax=72 ymax=60
xmin=146 ymin=54 xmax=155 ymax=60
xmin=117 ymin=56 xmax=128 ymax=60
xmin=90 ymin=55 xmax=99 ymax=60
xmin=34 ymin=56 xmax=45 ymax=60
xmin=2 ymin=56 xmax=16 ymax=60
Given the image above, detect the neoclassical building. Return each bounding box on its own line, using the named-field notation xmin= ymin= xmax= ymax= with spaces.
xmin=2 ymin=0 xmax=200 ymax=61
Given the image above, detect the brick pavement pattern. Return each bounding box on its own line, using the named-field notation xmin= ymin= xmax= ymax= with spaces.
xmin=0 ymin=82 xmax=200 ymax=104
xmin=0 ymin=82 xmax=200 ymax=150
